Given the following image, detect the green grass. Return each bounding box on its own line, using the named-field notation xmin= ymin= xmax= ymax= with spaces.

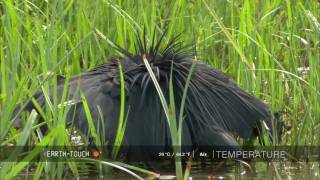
xmin=0 ymin=0 xmax=319 ymax=179
xmin=143 ymin=54 xmax=196 ymax=179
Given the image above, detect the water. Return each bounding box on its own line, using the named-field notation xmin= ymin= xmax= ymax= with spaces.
xmin=13 ymin=160 xmax=319 ymax=179
xmin=187 ymin=161 xmax=319 ymax=179
xmin=110 ymin=160 xmax=319 ymax=179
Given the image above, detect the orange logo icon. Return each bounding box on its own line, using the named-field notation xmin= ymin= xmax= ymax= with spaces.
xmin=92 ymin=149 xmax=101 ymax=158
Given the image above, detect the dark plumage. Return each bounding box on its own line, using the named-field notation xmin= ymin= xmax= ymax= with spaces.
xmin=15 ymin=33 xmax=282 ymax=161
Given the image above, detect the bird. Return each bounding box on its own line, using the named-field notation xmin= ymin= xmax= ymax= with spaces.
xmin=14 ymin=32 xmax=283 ymax=161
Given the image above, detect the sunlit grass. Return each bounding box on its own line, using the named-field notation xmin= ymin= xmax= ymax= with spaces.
xmin=143 ymin=54 xmax=197 ymax=179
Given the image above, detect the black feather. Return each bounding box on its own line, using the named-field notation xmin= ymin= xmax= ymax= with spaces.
xmin=15 ymin=31 xmax=283 ymax=161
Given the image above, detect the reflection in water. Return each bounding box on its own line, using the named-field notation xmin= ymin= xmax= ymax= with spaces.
xmin=14 ymin=160 xmax=319 ymax=179
xmin=152 ymin=160 xmax=319 ymax=179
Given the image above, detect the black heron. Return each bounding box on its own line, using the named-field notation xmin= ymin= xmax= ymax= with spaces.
xmin=14 ymin=33 xmax=282 ymax=161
